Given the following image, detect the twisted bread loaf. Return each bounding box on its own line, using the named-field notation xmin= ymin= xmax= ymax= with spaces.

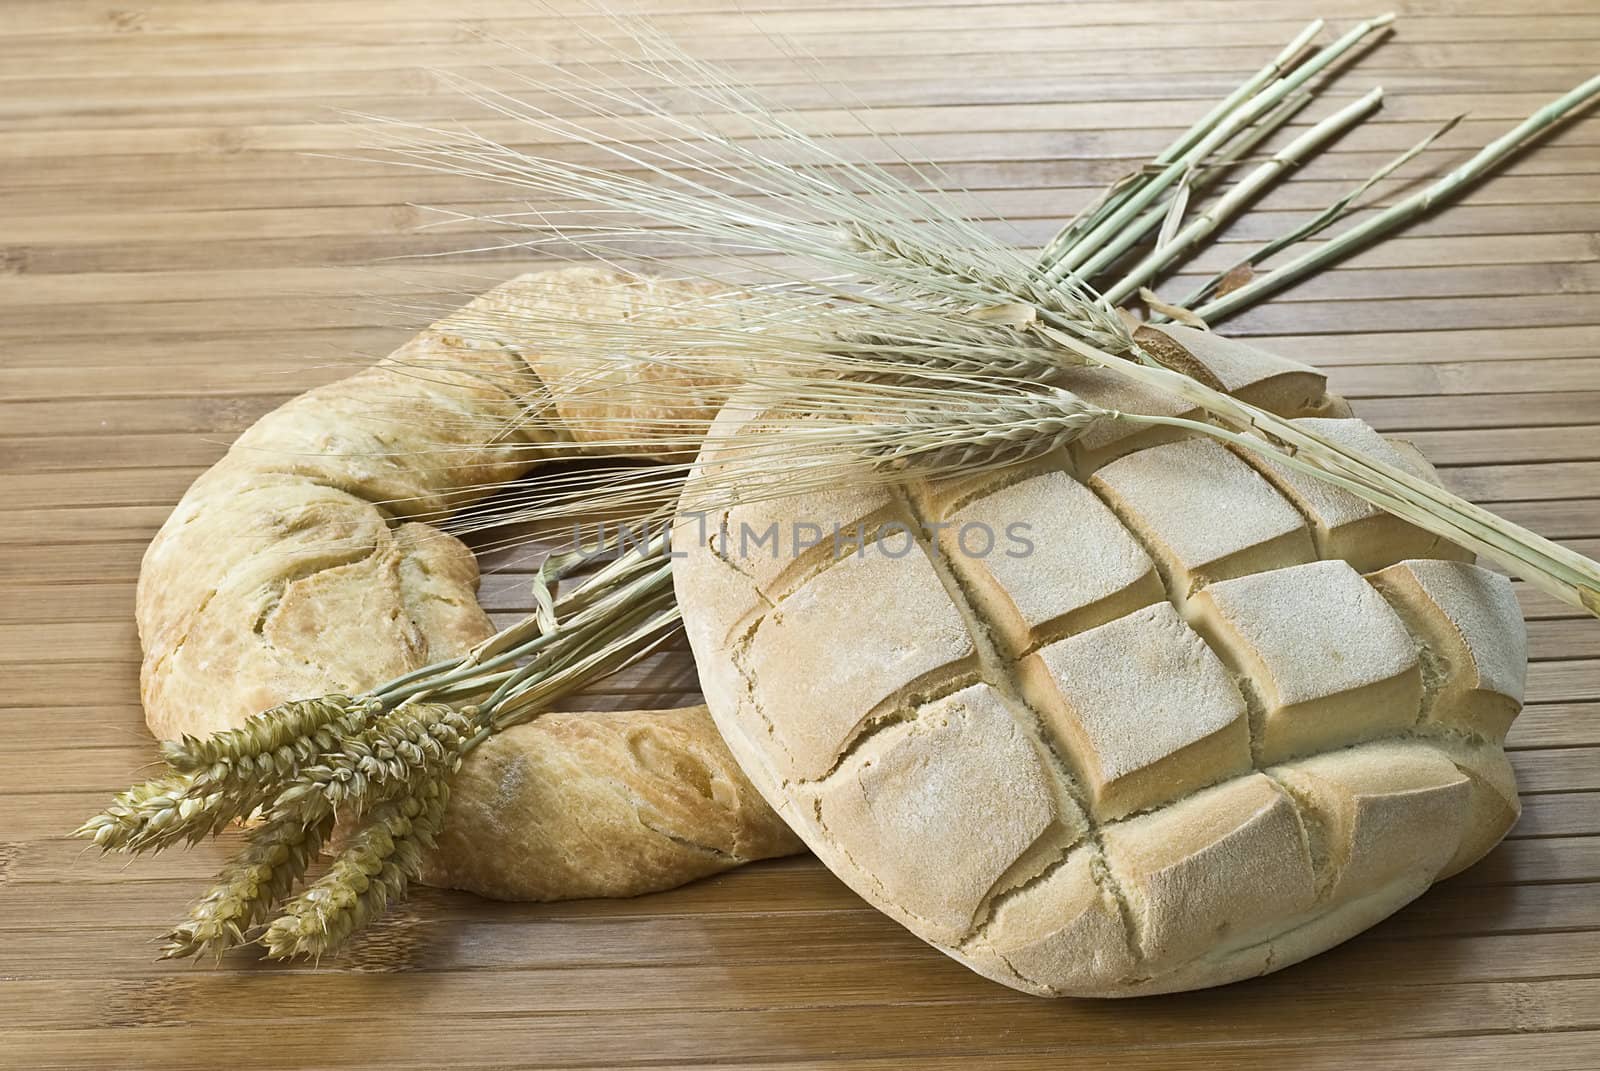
xmin=137 ymin=269 xmax=801 ymax=900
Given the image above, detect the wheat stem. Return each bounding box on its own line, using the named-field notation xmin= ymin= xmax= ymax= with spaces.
xmin=1101 ymin=87 xmax=1383 ymax=306
xmin=1039 ymin=18 xmax=1325 ymax=263
xmin=1040 ymin=13 xmax=1395 ymax=283
xmin=1077 ymin=87 xmax=1315 ymax=296
xmin=1035 ymin=324 xmax=1600 ymax=614
xmin=1173 ymin=112 xmax=1465 ymax=313
xmin=1187 ymin=73 xmax=1600 ymax=322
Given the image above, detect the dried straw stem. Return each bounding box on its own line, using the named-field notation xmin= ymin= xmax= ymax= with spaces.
xmin=1187 ymin=73 xmax=1600 ymax=322
xmin=1072 ymin=87 xmax=1316 ymax=297
xmin=1040 ymin=17 xmax=1327 ymax=262
xmin=1035 ymin=325 xmax=1600 ymax=614
xmin=1174 ymin=113 xmax=1465 ymax=311
xmin=1101 ymin=86 xmax=1384 ymax=306
xmin=1039 ymin=12 xmax=1395 ymax=282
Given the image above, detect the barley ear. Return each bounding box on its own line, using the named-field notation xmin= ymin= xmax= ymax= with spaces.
xmin=837 ymin=222 xmax=1129 ymax=354
xmin=869 ymin=388 xmax=1110 ymax=472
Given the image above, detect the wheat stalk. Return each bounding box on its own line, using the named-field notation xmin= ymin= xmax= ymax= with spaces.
xmin=1063 ymin=86 xmax=1318 ymax=302
xmin=1183 ymin=72 xmax=1600 ymax=322
xmin=79 ymin=535 xmax=680 ymax=960
xmin=1039 ymin=13 xmax=1397 ymax=284
xmin=1039 ymin=17 xmax=1326 ymax=263
xmin=1172 ymin=112 xmax=1466 ymax=310
xmin=501 ymin=269 xmax=1600 ymax=612
xmin=1100 ymin=86 xmax=1384 ymax=307
xmin=1030 ymin=323 xmax=1600 ymax=614
xmin=345 ymin=18 xmax=1600 ymax=599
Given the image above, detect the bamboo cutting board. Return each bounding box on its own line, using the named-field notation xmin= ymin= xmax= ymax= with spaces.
xmin=2 ymin=1 xmax=1598 ymax=1067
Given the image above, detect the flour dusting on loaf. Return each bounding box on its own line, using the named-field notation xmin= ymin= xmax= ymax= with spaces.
xmin=678 ymin=329 xmax=1527 ymax=997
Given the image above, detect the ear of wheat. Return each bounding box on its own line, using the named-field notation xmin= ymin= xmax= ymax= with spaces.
xmin=81 ymin=536 xmax=680 ymax=960
xmin=80 ymin=9 xmax=1600 ymax=962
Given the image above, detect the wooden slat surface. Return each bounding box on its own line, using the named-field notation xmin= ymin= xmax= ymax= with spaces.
xmin=2 ymin=1 xmax=1598 ymax=1068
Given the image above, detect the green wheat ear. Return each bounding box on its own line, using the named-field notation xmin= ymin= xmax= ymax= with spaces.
xmin=262 ymin=778 xmax=453 ymax=961
xmin=79 ymin=536 xmax=678 ymax=961
xmin=161 ymin=810 xmax=335 ymax=961
xmin=74 ymin=695 xmax=388 ymax=855
xmin=159 ymin=695 xmax=377 ymax=773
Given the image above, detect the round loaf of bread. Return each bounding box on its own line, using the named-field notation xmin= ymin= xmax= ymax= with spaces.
xmin=676 ymin=326 xmax=1527 ymax=996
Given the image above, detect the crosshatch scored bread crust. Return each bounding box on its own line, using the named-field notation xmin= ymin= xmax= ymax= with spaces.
xmin=677 ymin=326 xmax=1527 ymax=997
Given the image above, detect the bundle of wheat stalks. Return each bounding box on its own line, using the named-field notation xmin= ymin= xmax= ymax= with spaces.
xmin=80 ymin=10 xmax=1600 ymax=960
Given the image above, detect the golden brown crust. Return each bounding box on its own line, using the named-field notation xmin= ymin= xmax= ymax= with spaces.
xmin=424 ymin=705 xmax=801 ymax=900
xmin=136 ymin=268 xmax=801 ymax=901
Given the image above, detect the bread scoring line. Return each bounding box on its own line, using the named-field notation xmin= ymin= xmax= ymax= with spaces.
xmin=889 ymin=476 xmax=1139 ymax=959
